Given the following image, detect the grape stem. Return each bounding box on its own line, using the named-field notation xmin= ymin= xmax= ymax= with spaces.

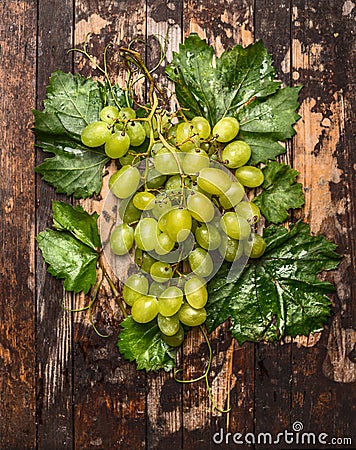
xmin=174 ymin=325 xmax=231 ymax=414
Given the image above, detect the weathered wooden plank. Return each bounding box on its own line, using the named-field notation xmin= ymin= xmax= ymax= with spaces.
xmin=0 ymin=1 xmax=37 ymax=448
xmin=35 ymin=2 xmax=75 ymax=449
xmin=72 ymin=2 xmax=148 ymax=449
xmin=291 ymin=0 xmax=356 ymax=446
xmin=146 ymin=2 xmax=185 ymax=449
xmin=182 ymin=2 xmax=255 ymax=448
xmin=254 ymin=2 xmax=293 ymax=446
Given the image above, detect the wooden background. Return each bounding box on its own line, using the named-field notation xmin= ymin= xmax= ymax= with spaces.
xmin=0 ymin=0 xmax=355 ymax=449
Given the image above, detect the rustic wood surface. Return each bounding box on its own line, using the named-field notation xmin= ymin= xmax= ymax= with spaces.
xmin=0 ymin=0 xmax=355 ymax=449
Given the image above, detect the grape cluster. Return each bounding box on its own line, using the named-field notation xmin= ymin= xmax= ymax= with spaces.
xmin=91 ymin=109 xmax=267 ymax=347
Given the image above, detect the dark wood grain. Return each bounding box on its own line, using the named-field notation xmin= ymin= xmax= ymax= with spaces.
xmin=0 ymin=1 xmax=355 ymax=449
xmin=0 ymin=1 xmax=37 ymax=448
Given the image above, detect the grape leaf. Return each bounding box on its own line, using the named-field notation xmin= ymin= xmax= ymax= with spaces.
xmin=253 ymin=161 xmax=305 ymax=223
xmin=206 ymin=222 xmax=341 ymax=344
xmin=35 ymin=138 xmax=109 ymax=198
xmin=36 ymin=202 xmax=100 ymax=294
xmin=167 ymin=34 xmax=301 ymax=164
xmin=118 ymin=317 xmax=177 ymax=372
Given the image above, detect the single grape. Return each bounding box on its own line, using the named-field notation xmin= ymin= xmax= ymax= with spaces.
xmin=244 ymin=233 xmax=267 ymax=258
xmin=165 ymin=208 xmax=192 ymax=242
xmin=161 ymin=325 xmax=185 ymax=347
xmin=157 ymin=313 xmax=180 ymax=336
xmin=235 ymin=201 xmax=261 ymax=224
xmin=155 ymin=232 xmax=175 ymax=255
xmin=135 ymin=248 xmax=156 ymax=273
xmin=150 ymin=261 xmax=173 ymax=283
xmin=182 ymin=148 xmax=210 ymax=175
xmin=133 ymin=191 xmax=156 ymax=210
xmin=218 ymin=181 xmax=245 ymax=210
xmin=131 ymin=295 xmax=158 ymax=323
xmin=195 ymin=223 xmax=221 ymax=250
xmin=221 ymin=140 xmax=251 ymax=168
xmin=184 ymin=276 xmax=208 ymax=309
xmin=110 ymin=223 xmax=134 ymax=255
xmin=109 ymin=165 xmax=141 ymax=199
xmin=119 ymin=152 xmax=135 ymax=166
xmin=153 ymin=148 xmax=184 ymax=175
xmin=187 ymin=191 xmax=215 ymax=223
xmin=212 ymin=117 xmax=240 ymax=142
xmin=104 ymin=131 xmax=130 ymax=158
xmin=176 ymin=121 xmax=199 ymax=152
xmin=123 ymin=273 xmax=149 ymax=306
xmin=165 ymin=174 xmax=190 ymax=191
xmin=158 ymin=286 xmax=183 ymax=317
xmin=119 ymin=196 xmax=142 ymax=224
xmin=146 ymin=168 xmax=167 ymax=189
xmin=220 ymin=212 xmax=251 ymax=240
xmin=118 ymin=107 xmax=136 ymax=121
xmin=81 ymin=121 xmax=111 ymax=147
xmin=149 ymin=281 xmax=167 ymax=297
xmin=191 ymin=116 xmax=211 ymax=140
xmin=126 ymin=121 xmax=146 ymax=147
xmin=100 ymin=105 xmax=120 ymax=124
xmin=219 ymin=234 xmax=244 ymax=262
xmin=235 ymin=166 xmax=264 ymax=188
xmin=178 ymin=303 xmax=207 ymax=327
xmin=197 ymin=167 xmax=232 ymax=195
xmin=134 ymin=217 xmax=159 ymax=251
xmin=188 ymin=247 xmax=214 ymax=278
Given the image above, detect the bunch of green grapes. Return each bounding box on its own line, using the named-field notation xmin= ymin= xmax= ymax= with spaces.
xmin=101 ymin=112 xmax=267 ymax=347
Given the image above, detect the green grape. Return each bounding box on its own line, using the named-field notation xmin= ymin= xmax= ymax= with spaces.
xmin=149 ymin=281 xmax=167 ymax=297
xmin=152 ymin=194 xmax=172 ymax=220
xmin=235 ymin=166 xmax=264 ymax=188
xmin=119 ymin=196 xmax=142 ymax=224
xmin=187 ymin=191 xmax=215 ymax=223
xmin=176 ymin=121 xmax=200 ymax=152
xmin=220 ymin=212 xmax=251 ymax=240
xmin=184 ymin=276 xmax=208 ymax=309
xmin=123 ymin=273 xmax=148 ymax=306
xmin=118 ymin=107 xmax=136 ymax=121
xmin=162 ymin=325 xmax=185 ymax=347
xmin=188 ymin=247 xmax=214 ymax=278
xmin=119 ymin=152 xmax=135 ymax=166
xmin=158 ymin=211 xmax=169 ymax=233
xmin=178 ymin=303 xmax=207 ymax=327
xmin=219 ymin=235 xmax=243 ymax=262
xmin=157 ymin=313 xmax=180 ymax=336
xmin=150 ymin=261 xmax=173 ymax=283
xmin=131 ymin=295 xmax=158 ymax=323
xmin=134 ymin=217 xmax=159 ymax=251
xmin=100 ymin=105 xmax=120 ymax=124
xmin=146 ymin=168 xmax=167 ymax=189
xmin=109 ymin=165 xmax=141 ymax=199
xmin=212 ymin=117 xmax=240 ymax=143
xmin=133 ymin=191 xmax=156 ymax=210
xmin=158 ymin=286 xmax=183 ymax=317
xmin=219 ymin=181 xmax=245 ymax=210
xmin=195 ymin=223 xmax=221 ymax=250
xmin=155 ymin=232 xmax=175 ymax=255
xmin=165 ymin=208 xmax=192 ymax=242
xmin=153 ymin=148 xmax=184 ymax=175
xmin=165 ymin=174 xmax=189 ymax=191
xmin=235 ymin=201 xmax=261 ymax=224
xmin=191 ymin=116 xmax=211 ymax=140
xmin=135 ymin=248 xmax=156 ymax=273
xmin=221 ymin=140 xmax=251 ymax=168
xmin=81 ymin=121 xmax=111 ymax=147
xmin=104 ymin=131 xmax=130 ymax=158
xmin=244 ymin=233 xmax=267 ymax=258
xmin=197 ymin=167 xmax=232 ymax=195
xmin=126 ymin=121 xmax=146 ymax=147
xmin=182 ymin=148 xmax=210 ymax=175
xmin=110 ymin=223 xmax=134 ymax=255
xmin=166 ymin=123 xmax=178 ymax=145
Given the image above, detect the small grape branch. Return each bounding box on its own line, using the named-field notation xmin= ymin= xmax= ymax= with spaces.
xmin=34 ymin=34 xmax=341 ymax=411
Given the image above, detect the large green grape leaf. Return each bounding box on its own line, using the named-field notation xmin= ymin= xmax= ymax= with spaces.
xmin=167 ymin=34 xmax=301 ymax=164
xmin=36 ymin=202 xmax=100 ymax=294
xmin=253 ymin=161 xmax=305 ymax=223
xmin=118 ymin=317 xmax=177 ymax=372
xmin=206 ymin=222 xmax=341 ymax=344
